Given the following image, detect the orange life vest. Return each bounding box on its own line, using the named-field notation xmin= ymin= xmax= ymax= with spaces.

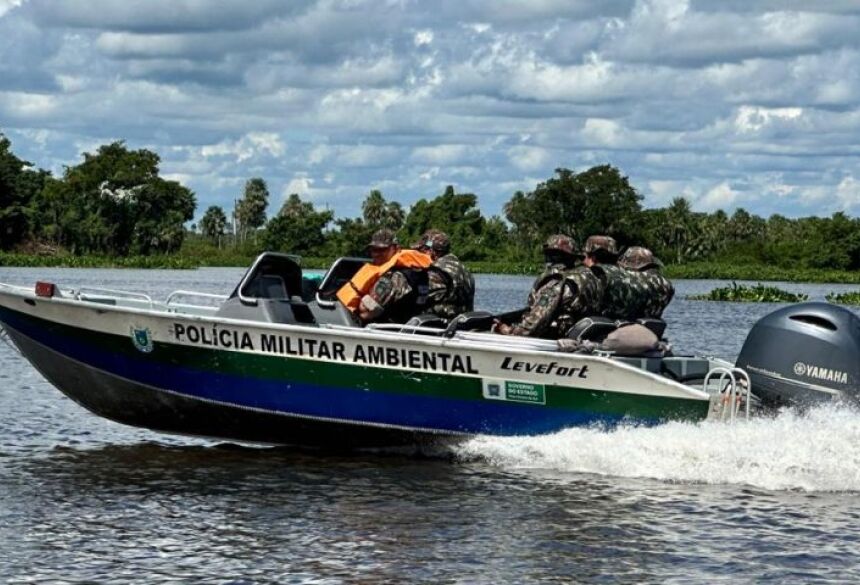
xmin=336 ymin=250 xmax=433 ymax=311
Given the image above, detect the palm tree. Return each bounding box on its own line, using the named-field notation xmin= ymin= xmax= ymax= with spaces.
xmin=666 ymin=197 xmax=693 ymax=263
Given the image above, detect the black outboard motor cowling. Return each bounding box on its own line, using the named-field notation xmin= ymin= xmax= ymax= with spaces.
xmin=737 ymin=302 xmax=860 ymax=406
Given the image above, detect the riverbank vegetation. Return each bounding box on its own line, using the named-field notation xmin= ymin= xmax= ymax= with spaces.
xmin=688 ymin=283 xmax=809 ymax=303
xmin=4 ymin=132 xmax=860 ymax=282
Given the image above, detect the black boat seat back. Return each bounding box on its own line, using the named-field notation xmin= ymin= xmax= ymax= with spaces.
xmin=217 ymin=252 xmax=318 ymax=325
xmin=567 ymin=316 xmax=668 ymax=343
xmin=444 ymin=311 xmax=495 ymax=337
xmin=403 ymin=314 xmax=447 ymax=332
xmin=229 ymin=253 xmax=304 ymax=301
xmin=253 ymin=274 xmax=288 ymax=299
xmin=316 ymin=257 xmax=371 ymax=300
xmin=567 ymin=316 xmax=625 ymax=342
xmin=308 ymin=299 xmax=360 ymax=327
xmin=637 ymin=318 xmax=667 ymax=339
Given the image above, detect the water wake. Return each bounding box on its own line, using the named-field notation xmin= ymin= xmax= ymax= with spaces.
xmin=454 ymin=404 xmax=860 ymax=492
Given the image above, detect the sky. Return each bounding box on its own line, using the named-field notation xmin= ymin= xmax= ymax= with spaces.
xmin=2 ymin=0 xmax=860 ymax=222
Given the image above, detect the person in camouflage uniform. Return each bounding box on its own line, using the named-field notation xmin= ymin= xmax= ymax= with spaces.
xmin=495 ymin=234 xmax=603 ymax=338
xmin=357 ymin=229 xmax=431 ymax=324
xmin=582 ymin=235 xmax=619 ymax=267
xmin=616 ymin=246 xmax=674 ymax=318
xmin=583 ymin=230 xmax=646 ymax=320
xmin=413 ymin=229 xmax=475 ymax=319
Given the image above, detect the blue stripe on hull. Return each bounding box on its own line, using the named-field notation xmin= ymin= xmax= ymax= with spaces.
xmin=1 ymin=306 xmax=638 ymax=435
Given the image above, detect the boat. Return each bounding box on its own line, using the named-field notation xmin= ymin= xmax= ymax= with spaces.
xmin=0 ymin=252 xmax=854 ymax=448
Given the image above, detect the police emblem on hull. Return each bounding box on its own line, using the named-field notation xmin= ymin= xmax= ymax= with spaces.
xmin=130 ymin=325 xmax=154 ymax=353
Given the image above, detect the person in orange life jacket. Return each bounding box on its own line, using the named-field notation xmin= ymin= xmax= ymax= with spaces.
xmin=355 ymin=229 xmax=433 ymax=324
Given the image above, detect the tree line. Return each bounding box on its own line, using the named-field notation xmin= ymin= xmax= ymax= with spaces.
xmin=4 ymin=132 xmax=860 ymax=271
xmin=1 ymin=135 xmax=193 ymax=255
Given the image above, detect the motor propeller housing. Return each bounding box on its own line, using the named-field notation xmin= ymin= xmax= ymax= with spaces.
xmin=736 ymin=302 xmax=860 ymax=406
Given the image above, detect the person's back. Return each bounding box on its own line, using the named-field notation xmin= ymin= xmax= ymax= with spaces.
xmin=414 ymin=230 xmax=475 ymax=319
xmin=580 ymin=234 xmax=650 ymax=321
xmin=495 ymin=234 xmax=601 ymax=339
xmin=428 ymin=253 xmax=475 ymax=318
xmin=617 ymin=246 xmax=674 ymax=318
xmin=553 ymin=264 xmax=604 ymax=336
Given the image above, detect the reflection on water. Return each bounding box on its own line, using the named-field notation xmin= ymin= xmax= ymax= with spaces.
xmin=1 ymin=267 xmax=860 ymax=583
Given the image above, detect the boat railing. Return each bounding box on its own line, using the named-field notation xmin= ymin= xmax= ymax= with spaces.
xmin=456 ymin=331 xmax=560 ymax=352
xmin=363 ymin=323 xmax=561 ymax=352
xmin=73 ymin=287 xmax=154 ymax=308
xmin=164 ymin=290 xmax=228 ymax=313
xmin=365 ymin=323 xmax=450 ymax=336
xmin=704 ymin=366 xmax=751 ymax=422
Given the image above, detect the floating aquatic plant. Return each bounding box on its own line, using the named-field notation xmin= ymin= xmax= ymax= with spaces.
xmin=687 ymin=282 xmax=808 ymax=303
xmin=825 ymin=291 xmax=860 ymax=305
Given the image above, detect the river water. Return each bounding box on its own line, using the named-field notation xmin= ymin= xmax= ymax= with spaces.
xmin=1 ymin=267 xmax=858 ymax=584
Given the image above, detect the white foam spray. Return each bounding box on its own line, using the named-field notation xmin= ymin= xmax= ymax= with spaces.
xmin=454 ymin=404 xmax=860 ymax=492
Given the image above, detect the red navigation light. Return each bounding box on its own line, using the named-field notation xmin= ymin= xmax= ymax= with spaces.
xmin=35 ymin=282 xmax=56 ymax=298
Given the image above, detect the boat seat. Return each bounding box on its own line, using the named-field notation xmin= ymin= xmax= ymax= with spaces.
xmin=308 ymin=299 xmax=360 ymax=327
xmin=661 ymin=357 xmax=712 ymax=382
xmin=287 ymin=296 xmax=316 ymax=325
xmin=637 ymin=318 xmax=667 ymax=339
xmin=403 ymin=314 xmax=447 ymax=333
xmin=216 ymin=297 xmax=318 ymax=326
xmin=315 ymin=257 xmax=370 ymax=301
xmin=444 ymin=311 xmax=495 ymax=337
xmin=567 ymin=316 xmax=628 ymax=342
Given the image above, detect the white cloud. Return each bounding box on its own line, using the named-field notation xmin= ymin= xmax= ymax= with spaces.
xmin=836 ymin=176 xmax=860 ymax=211
xmin=0 ymin=92 xmax=59 ymax=118
xmin=284 ymin=174 xmax=314 ymax=197
xmin=699 ymin=181 xmax=740 ymax=211
xmin=411 ymin=144 xmax=471 ymax=165
xmin=0 ymin=0 xmax=24 ymax=18
xmin=734 ymin=106 xmax=803 ymax=133
xmin=507 ymin=145 xmax=551 ymax=172
xmin=414 ymin=30 xmax=433 ymax=46
xmin=200 ymin=133 xmax=284 ymax=162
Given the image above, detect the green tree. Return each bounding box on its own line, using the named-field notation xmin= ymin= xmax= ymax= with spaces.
xmin=402 ymin=186 xmax=486 ymax=259
xmin=31 ymin=142 xmax=194 ymax=255
xmin=200 ymin=205 xmax=228 ymax=247
xmin=361 ymin=189 xmax=404 ymax=231
xmin=664 ymin=197 xmax=694 ymax=264
xmin=0 ymin=134 xmax=49 ymax=249
xmin=262 ymin=194 xmax=333 ymax=254
xmin=504 ymin=165 xmax=643 ymax=258
xmin=235 ymin=178 xmax=269 ymax=242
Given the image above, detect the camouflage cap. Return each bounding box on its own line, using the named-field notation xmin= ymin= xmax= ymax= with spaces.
xmin=583 ymin=235 xmax=619 ymax=256
xmin=368 ymin=228 xmax=399 ymax=249
xmin=413 ymin=229 xmax=451 ymax=255
xmin=619 ymin=246 xmax=663 ymax=270
xmin=542 ymin=234 xmax=577 ymax=257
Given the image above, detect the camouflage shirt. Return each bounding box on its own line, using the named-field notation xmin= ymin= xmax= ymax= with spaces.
xmin=363 ymin=269 xmax=430 ymax=323
xmin=592 ymin=264 xmax=674 ymax=320
xmin=638 ymin=267 xmax=674 ymax=318
xmin=511 ymin=264 xmax=603 ymax=338
xmin=426 ymin=253 xmax=475 ymax=319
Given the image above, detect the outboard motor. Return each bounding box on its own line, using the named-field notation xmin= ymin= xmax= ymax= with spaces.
xmin=736 ymin=302 xmax=860 ymax=406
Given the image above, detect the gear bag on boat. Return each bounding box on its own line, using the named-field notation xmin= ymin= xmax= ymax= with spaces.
xmin=336 ymin=250 xmax=433 ymax=311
